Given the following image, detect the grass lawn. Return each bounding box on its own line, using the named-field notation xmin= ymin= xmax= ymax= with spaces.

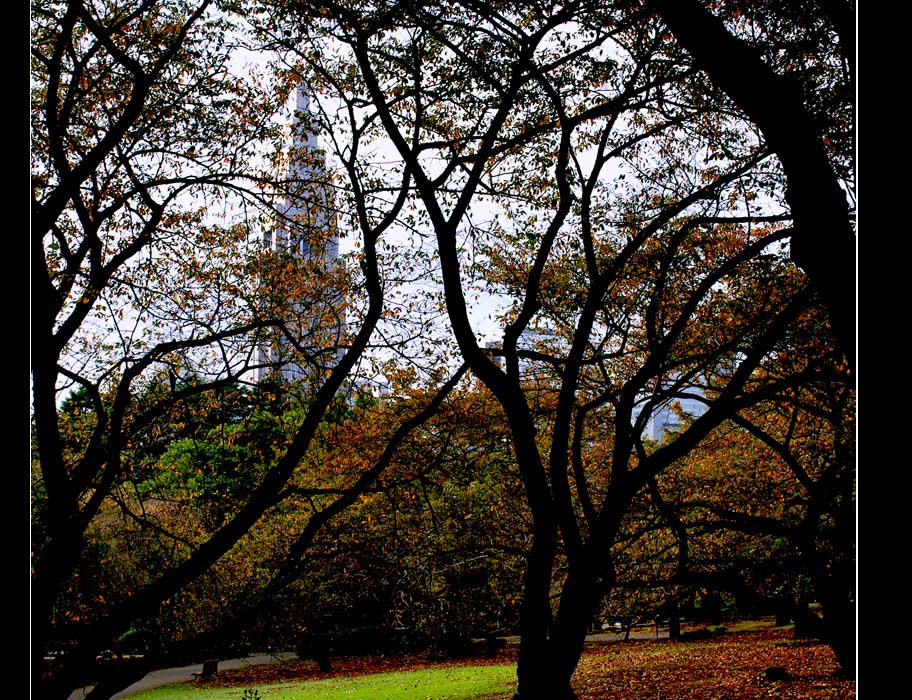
xmin=118 ymin=626 xmax=854 ymax=700
xmin=125 ymin=664 xmax=516 ymax=700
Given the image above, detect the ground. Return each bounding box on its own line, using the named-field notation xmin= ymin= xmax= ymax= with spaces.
xmin=193 ymin=627 xmax=855 ymax=699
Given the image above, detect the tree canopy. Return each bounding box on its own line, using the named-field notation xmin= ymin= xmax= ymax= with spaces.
xmin=31 ymin=2 xmax=855 ymax=699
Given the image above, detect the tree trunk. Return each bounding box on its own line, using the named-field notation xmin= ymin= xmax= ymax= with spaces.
xmin=798 ymin=500 xmax=855 ymax=678
xmin=513 ymin=521 xmax=562 ymax=700
xmin=668 ymin=598 xmax=681 ymax=640
xmin=821 ymin=604 xmax=855 ymax=679
xmin=815 ymin=561 xmax=856 ymax=678
xmin=82 ymin=658 xmax=153 ymax=700
xmin=512 ymin=671 xmax=578 ymax=700
xmin=514 ymin=547 xmax=613 ymax=700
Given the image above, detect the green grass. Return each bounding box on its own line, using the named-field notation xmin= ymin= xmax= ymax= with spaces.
xmin=126 ymin=664 xmax=516 ymax=700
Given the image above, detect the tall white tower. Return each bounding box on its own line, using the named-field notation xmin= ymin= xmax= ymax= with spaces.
xmin=257 ymin=84 xmax=344 ymax=383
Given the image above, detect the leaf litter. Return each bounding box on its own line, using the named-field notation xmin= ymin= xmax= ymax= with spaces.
xmin=194 ymin=629 xmax=855 ymax=699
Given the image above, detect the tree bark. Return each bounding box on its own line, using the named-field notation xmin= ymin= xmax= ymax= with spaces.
xmin=550 ymin=556 xmax=610 ymax=694
xmin=512 ymin=510 xmax=565 ymax=700
xmin=818 ymin=577 xmax=856 ymax=678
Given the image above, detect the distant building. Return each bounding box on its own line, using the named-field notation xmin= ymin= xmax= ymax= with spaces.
xmin=257 ymin=85 xmax=345 ymax=384
xmin=635 ymin=384 xmax=707 ymax=442
xmin=485 ymin=325 xmax=710 ymax=443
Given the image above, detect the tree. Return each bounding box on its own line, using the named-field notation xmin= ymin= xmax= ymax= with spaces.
xmin=655 ymin=347 xmax=855 ymax=673
xmin=648 ymin=0 xmax=856 ymax=371
xmin=588 ymin=301 xmax=853 ymax=667
xmin=30 ymin=2 xmax=459 ymax=697
xmin=261 ymin=378 xmax=527 ymax=660
xmin=259 ymin=2 xmax=853 ymax=697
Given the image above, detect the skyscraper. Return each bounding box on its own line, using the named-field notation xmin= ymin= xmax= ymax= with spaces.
xmin=640 ymin=389 xmax=707 ymax=442
xmin=256 ymin=84 xmax=345 ymax=383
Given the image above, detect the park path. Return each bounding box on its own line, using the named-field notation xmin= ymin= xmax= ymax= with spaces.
xmin=66 ymin=652 xmax=298 ymax=700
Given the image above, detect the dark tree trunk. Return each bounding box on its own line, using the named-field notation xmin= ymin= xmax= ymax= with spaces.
xmin=668 ymin=598 xmax=681 ymax=640
xmin=514 ymin=544 xmax=615 ymax=700
xmin=814 ymin=559 xmax=856 ymax=678
xmin=81 ymin=658 xmax=153 ymax=700
xmin=820 ymin=600 xmax=855 ymax=679
xmin=547 ymin=571 xmax=599 ymax=694
xmin=775 ymin=597 xmax=793 ymax=627
xmin=702 ymin=590 xmax=723 ymax=625
xmin=513 ymin=521 xmax=563 ymax=700
xmin=792 ymin=602 xmax=822 ymax=639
